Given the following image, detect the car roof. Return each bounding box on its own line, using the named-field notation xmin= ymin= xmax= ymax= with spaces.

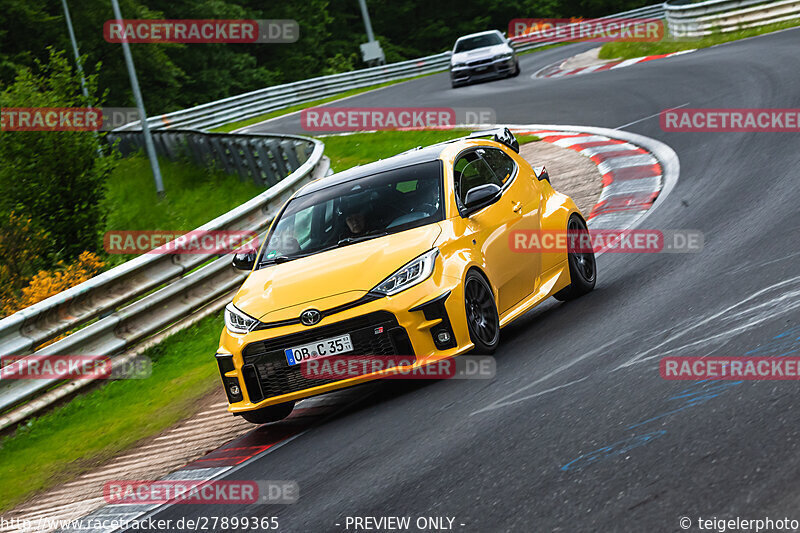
xmin=455 ymin=30 xmax=503 ymax=42
xmin=296 ymin=141 xmax=456 ymax=197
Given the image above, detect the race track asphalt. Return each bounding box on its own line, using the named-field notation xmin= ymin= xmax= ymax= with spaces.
xmin=139 ymin=29 xmax=800 ymax=532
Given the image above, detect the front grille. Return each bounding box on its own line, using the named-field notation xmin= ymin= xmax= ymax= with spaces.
xmin=241 ymin=311 xmax=415 ymax=401
xmin=467 ymin=58 xmax=492 ymax=67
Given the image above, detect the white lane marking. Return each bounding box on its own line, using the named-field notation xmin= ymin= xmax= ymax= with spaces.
xmin=615 ymin=102 xmax=690 ymax=130
xmin=615 ymin=274 xmax=800 ymax=370
xmin=470 ymin=338 xmax=622 ymax=416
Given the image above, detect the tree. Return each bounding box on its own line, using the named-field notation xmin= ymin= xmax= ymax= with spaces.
xmin=0 ymin=49 xmax=116 ymax=265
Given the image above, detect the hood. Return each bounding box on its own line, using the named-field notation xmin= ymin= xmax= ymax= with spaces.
xmin=452 ymin=44 xmax=511 ymax=64
xmin=233 ymin=223 xmax=442 ymax=323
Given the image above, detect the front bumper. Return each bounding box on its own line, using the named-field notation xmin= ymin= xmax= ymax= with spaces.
xmin=451 ymin=58 xmax=515 ymax=84
xmin=217 ymin=275 xmax=470 ymax=413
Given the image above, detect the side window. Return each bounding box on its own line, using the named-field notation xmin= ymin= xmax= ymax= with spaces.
xmin=481 ymin=148 xmax=517 ymax=184
xmin=453 ymin=151 xmax=502 ymax=205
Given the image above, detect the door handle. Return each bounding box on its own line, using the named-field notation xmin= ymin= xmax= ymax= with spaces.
xmin=512 ymin=201 xmax=523 ymax=213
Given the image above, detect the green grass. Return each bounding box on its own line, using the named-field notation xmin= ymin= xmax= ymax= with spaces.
xmin=105 ymin=156 xmax=263 ymax=232
xmin=321 ymin=130 xmax=539 ymax=173
xmin=209 ymin=73 xmax=436 ymax=134
xmin=0 ymin=311 xmax=224 ymax=512
xmin=599 ymin=18 xmax=800 ymax=60
xmin=102 ymin=155 xmax=264 ymax=266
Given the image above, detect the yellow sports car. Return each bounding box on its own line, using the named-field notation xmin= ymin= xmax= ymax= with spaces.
xmin=218 ymin=128 xmax=596 ymax=423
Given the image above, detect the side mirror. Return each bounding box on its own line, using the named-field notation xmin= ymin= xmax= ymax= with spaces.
xmin=232 ymin=251 xmax=257 ymax=271
xmin=534 ymin=166 xmax=550 ymax=183
xmin=464 ymin=183 xmax=501 ymax=209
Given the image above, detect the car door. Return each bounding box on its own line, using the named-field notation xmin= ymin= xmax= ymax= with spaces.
xmin=453 ymin=147 xmax=541 ymax=314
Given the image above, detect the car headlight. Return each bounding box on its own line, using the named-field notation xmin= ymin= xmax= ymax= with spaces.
xmin=495 ymin=53 xmax=514 ymax=62
xmin=372 ymin=249 xmax=439 ymax=296
xmin=224 ymin=302 xmax=258 ymax=334
xmin=451 ymin=63 xmax=466 ymax=69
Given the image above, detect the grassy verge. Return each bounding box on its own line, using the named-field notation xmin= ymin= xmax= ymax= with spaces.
xmin=321 ymin=130 xmax=539 ymax=173
xmin=599 ymin=18 xmax=800 ymax=60
xmin=102 ymin=155 xmax=264 ymax=267
xmin=0 ymin=311 xmax=224 ymax=513
xmin=209 ymin=72 xmax=436 ymax=134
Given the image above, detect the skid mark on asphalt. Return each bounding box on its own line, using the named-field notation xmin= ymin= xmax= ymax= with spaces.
xmin=723 ymin=249 xmax=800 ymax=276
xmin=615 ymin=274 xmax=800 ymax=370
xmin=615 ymin=102 xmax=690 ymax=130
xmin=470 ymin=338 xmax=622 ymax=415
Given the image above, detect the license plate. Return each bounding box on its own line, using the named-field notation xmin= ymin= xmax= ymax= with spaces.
xmin=285 ymin=334 xmax=353 ymax=366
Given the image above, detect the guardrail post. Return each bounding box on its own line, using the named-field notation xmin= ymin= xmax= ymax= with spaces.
xmin=241 ymin=139 xmax=266 ymax=186
xmin=268 ymin=141 xmax=289 ymax=179
xmin=254 ymin=142 xmax=279 ymax=186
xmin=281 ymin=140 xmax=300 ymax=170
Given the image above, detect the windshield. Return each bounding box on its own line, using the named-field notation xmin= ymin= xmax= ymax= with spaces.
xmin=259 ymin=160 xmax=444 ymax=266
xmin=454 ymin=33 xmax=504 ymax=53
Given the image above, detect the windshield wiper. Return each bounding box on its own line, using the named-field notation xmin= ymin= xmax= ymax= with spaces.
xmin=336 ymin=230 xmax=388 ymax=247
xmin=261 ymin=254 xmax=297 ymax=266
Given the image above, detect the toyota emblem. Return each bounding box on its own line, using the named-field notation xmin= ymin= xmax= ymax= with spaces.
xmin=300 ymin=309 xmax=322 ymax=326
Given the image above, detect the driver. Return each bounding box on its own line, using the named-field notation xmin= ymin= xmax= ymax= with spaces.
xmin=345 ymin=212 xmax=366 ymax=235
xmin=415 ymin=177 xmax=439 ymax=210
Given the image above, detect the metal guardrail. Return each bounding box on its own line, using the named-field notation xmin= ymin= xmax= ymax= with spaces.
xmin=0 ymin=132 xmax=327 ymax=429
xmin=113 ymin=4 xmax=665 ymax=133
xmin=665 ymin=0 xmax=800 ymax=37
xmin=117 ymin=52 xmax=454 ymax=132
xmin=108 ymin=129 xmax=317 ymax=187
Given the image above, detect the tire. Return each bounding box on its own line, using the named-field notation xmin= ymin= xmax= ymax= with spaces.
xmin=464 ymin=270 xmax=500 ymax=353
xmin=554 ymin=214 xmax=597 ymax=301
xmin=511 ymin=61 xmax=520 ymax=77
xmin=240 ymin=400 xmax=295 ymax=424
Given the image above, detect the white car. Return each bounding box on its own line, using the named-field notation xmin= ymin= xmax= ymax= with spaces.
xmin=450 ymin=30 xmax=520 ymax=88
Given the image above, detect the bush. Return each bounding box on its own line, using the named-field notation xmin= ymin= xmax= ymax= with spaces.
xmin=1 ymin=251 xmax=105 ymax=317
xmin=0 ymin=49 xmax=116 ymax=266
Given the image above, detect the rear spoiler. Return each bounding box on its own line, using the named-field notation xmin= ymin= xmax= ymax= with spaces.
xmin=467 ymin=127 xmax=520 ymax=153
